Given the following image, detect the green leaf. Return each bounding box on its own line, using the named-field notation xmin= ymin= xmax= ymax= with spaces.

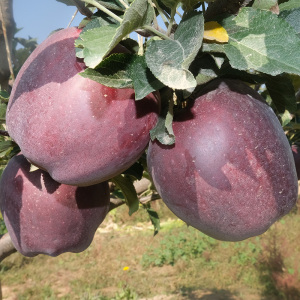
xmin=80 ymin=53 xmax=134 ymax=88
xmin=113 ymin=0 xmax=155 ymax=39
xmin=76 ymin=0 xmax=154 ymax=68
xmin=0 ymin=103 xmax=7 ymax=121
xmin=165 ymin=98 xmax=174 ymax=141
xmin=174 ymin=11 xmax=204 ymax=70
xmin=0 ymin=90 xmax=9 ymax=102
xmin=181 ymin=0 xmax=202 ymax=11
xmin=160 ymin=0 xmax=180 ymax=9
xmin=279 ymin=8 xmax=300 ymax=36
xmin=290 ymin=74 xmax=300 ymax=91
xmin=221 ymin=7 xmax=300 ymax=76
xmin=265 ymin=74 xmax=297 ymax=114
xmin=145 ymin=11 xmax=204 ymax=90
xmin=146 ymin=207 xmax=160 ymax=235
xmin=82 ymin=13 xmax=119 ymax=32
xmin=189 ymin=53 xmax=220 ymax=85
xmin=112 ymin=175 xmax=139 ymax=215
xmin=0 ymin=141 xmax=15 ymax=152
xmin=279 ymin=110 xmax=293 ymax=127
xmin=219 ymin=61 xmax=264 ymax=84
xmin=156 ymin=0 xmax=172 ymax=15
xmin=129 ymin=55 xmax=164 ymax=100
xmin=150 ymin=115 xmax=175 ymax=145
xmin=252 ymin=0 xmax=277 ymax=10
xmin=279 ymin=0 xmax=300 ymax=11
xmin=0 ymin=141 xmax=15 ymax=158
xmin=95 ymin=0 xmax=125 ymax=11
xmin=75 ymin=25 xmax=119 ymax=66
xmin=146 ymin=39 xmax=196 ymax=89
xmin=202 ymin=42 xmax=226 ymax=54
xmin=120 ymin=38 xmax=139 ymax=53
xmin=56 ymin=0 xmax=75 ymax=6
xmin=150 ymin=97 xmax=175 ymax=146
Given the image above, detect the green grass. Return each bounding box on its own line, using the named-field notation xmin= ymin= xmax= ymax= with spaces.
xmin=1 ymin=201 xmax=300 ymax=300
xmin=141 ymin=228 xmax=217 ymax=267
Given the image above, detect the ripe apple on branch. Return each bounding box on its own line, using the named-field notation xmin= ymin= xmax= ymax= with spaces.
xmin=0 ymin=0 xmax=300 ymax=260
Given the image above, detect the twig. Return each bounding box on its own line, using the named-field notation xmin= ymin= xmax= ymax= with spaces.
xmin=67 ymin=9 xmax=79 ymax=28
xmin=0 ymin=2 xmax=15 ymax=83
xmin=0 ymin=233 xmax=16 ymax=262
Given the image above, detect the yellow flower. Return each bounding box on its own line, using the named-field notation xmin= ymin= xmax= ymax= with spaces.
xmin=123 ymin=266 xmax=130 ymax=271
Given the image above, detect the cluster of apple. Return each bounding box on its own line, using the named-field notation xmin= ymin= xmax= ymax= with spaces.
xmin=0 ymin=27 xmax=160 ymax=257
xmin=1 ymin=26 xmax=299 ymax=257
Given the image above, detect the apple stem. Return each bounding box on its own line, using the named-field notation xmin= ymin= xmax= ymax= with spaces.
xmin=82 ymin=0 xmax=123 ymax=23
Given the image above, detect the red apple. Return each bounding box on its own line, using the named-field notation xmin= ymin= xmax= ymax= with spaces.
xmin=0 ymin=153 xmax=110 ymax=257
xmin=6 ymin=27 xmax=159 ymax=186
xmin=147 ymin=79 xmax=298 ymax=241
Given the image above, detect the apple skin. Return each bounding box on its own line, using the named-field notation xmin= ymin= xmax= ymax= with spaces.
xmin=0 ymin=153 xmax=110 ymax=257
xmin=291 ymin=144 xmax=300 ymax=180
xmin=6 ymin=27 xmax=159 ymax=186
xmin=147 ymin=79 xmax=298 ymax=242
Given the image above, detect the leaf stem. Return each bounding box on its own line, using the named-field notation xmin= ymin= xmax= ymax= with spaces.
xmin=166 ymin=7 xmax=176 ymax=36
xmin=83 ymin=0 xmax=123 ymax=23
xmin=119 ymin=0 xmax=129 ymax=9
xmin=143 ymin=25 xmax=172 ymax=40
xmin=138 ymin=34 xmax=144 ymax=55
xmin=151 ymin=0 xmax=170 ymax=28
xmin=176 ymin=9 xmax=182 ymax=18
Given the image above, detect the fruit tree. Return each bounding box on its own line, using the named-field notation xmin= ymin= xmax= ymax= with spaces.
xmin=0 ymin=0 xmax=300 ymax=260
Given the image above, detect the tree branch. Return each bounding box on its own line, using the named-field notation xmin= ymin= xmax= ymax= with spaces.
xmin=0 ymin=0 xmax=15 ymax=91
xmin=0 ymin=233 xmax=16 ymax=262
xmin=204 ymin=0 xmax=252 ymax=21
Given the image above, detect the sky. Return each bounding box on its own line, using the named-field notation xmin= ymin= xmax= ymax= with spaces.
xmin=13 ymin=0 xmax=83 ymax=44
xmin=12 ymin=0 xmax=184 ymax=46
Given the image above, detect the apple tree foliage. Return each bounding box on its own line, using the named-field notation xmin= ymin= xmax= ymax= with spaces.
xmin=1 ymin=0 xmax=300 ymax=236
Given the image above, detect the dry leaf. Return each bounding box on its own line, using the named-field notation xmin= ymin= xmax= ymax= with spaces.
xmin=203 ymin=21 xmax=229 ymax=43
